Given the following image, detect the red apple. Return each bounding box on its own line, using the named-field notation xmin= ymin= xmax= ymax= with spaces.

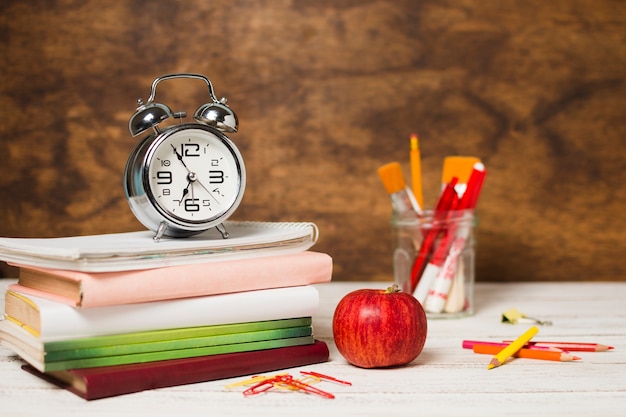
xmin=332 ymin=285 xmax=427 ymax=368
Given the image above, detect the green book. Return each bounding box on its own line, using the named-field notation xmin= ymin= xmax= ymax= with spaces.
xmin=45 ymin=317 xmax=311 ymax=352
xmin=43 ymin=335 xmax=315 ymax=372
xmin=0 ymin=317 xmax=314 ymax=372
xmin=45 ymin=324 xmax=312 ymax=361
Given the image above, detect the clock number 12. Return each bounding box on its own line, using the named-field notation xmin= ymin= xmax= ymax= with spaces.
xmin=180 ymin=143 xmax=200 ymax=157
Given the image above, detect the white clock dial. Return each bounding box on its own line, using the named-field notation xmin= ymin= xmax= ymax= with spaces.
xmin=146 ymin=126 xmax=244 ymax=224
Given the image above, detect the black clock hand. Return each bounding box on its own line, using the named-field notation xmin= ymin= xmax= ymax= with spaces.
xmin=171 ymin=144 xmax=189 ymax=170
xmin=171 ymin=145 xmax=215 ymax=203
xmin=171 ymin=144 xmax=221 ymax=206
xmin=178 ymin=179 xmax=191 ymax=206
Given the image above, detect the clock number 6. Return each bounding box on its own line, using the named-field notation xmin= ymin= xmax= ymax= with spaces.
xmin=184 ymin=198 xmax=200 ymax=212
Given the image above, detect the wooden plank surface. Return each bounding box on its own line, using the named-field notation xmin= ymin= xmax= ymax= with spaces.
xmin=1 ymin=1 xmax=626 ymax=282
xmin=1 ymin=279 xmax=624 ymax=416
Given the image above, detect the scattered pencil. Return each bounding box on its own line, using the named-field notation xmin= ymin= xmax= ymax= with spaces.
xmin=462 ymin=340 xmax=562 ymax=352
xmin=487 ymin=326 xmax=539 ymax=370
xmin=503 ymin=341 xmax=614 ymax=352
xmin=473 ymin=344 xmax=581 ymax=362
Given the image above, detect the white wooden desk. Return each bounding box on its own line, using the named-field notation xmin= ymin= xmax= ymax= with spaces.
xmin=1 ymin=280 xmax=625 ymax=416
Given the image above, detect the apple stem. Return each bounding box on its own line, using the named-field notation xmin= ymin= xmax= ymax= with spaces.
xmin=386 ymin=284 xmax=401 ymax=294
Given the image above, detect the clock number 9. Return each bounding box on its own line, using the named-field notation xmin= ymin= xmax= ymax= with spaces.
xmin=156 ymin=171 xmax=172 ymax=184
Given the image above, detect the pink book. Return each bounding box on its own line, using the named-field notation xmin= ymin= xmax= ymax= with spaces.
xmin=9 ymin=251 xmax=332 ymax=307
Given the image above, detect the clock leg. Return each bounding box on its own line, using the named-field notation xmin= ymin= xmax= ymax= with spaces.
xmin=153 ymin=221 xmax=168 ymax=242
xmin=215 ymin=223 xmax=229 ymax=239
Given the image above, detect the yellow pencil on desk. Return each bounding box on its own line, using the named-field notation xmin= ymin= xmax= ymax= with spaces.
xmin=488 ymin=326 xmax=540 ymax=370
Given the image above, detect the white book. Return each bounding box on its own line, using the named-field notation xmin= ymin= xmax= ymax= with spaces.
xmin=1 ymin=285 xmax=319 ymax=342
xmin=0 ymin=221 xmax=318 ymax=272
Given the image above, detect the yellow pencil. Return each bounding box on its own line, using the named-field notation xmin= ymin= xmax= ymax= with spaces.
xmin=487 ymin=326 xmax=539 ymax=370
xmin=409 ymin=133 xmax=424 ymax=210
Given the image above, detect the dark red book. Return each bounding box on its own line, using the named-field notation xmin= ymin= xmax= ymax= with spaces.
xmin=22 ymin=340 xmax=329 ymax=400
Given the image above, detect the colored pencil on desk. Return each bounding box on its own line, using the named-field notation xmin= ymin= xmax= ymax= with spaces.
xmin=473 ymin=344 xmax=581 ymax=362
xmin=487 ymin=326 xmax=539 ymax=370
xmin=462 ymin=340 xmax=562 ymax=352
xmin=503 ymin=341 xmax=614 ymax=352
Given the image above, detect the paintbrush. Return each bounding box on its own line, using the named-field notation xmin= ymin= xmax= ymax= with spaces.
xmin=377 ymin=162 xmax=422 ymax=215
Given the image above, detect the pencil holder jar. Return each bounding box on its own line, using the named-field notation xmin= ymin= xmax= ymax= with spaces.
xmin=391 ymin=209 xmax=476 ymax=318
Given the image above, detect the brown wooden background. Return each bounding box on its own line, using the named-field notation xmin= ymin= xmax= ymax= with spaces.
xmin=1 ymin=0 xmax=625 ymax=282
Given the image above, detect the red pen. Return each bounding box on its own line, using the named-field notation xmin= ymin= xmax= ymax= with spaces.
xmin=410 ymin=177 xmax=459 ymax=296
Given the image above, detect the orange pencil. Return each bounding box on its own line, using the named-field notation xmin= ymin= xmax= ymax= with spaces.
xmin=473 ymin=344 xmax=581 ymax=362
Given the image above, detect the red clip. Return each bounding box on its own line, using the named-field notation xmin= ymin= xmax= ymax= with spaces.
xmin=242 ymin=378 xmax=276 ymax=396
xmin=243 ymin=374 xmax=335 ymax=399
xmin=280 ymin=375 xmax=335 ymax=399
xmin=300 ymin=371 xmax=352 ymax=386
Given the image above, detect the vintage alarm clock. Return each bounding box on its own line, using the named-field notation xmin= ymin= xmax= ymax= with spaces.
xmin=124 ymin=73 xmax=245 ymax=241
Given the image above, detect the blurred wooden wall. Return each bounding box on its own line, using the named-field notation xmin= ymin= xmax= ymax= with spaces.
xmin=1 ymin=0 xmax=625 ymax=282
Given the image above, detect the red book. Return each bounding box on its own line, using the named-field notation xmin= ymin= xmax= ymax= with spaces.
xmin=21 ymin=340 xmax=329 ymax=400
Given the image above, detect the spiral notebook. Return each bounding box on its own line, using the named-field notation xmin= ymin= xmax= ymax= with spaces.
xmin=0 ymin=221 xmax=319 ymax=272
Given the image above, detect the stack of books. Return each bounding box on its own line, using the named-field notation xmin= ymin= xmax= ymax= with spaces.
xmin=0 ymin=221 xmax=332 ymax=400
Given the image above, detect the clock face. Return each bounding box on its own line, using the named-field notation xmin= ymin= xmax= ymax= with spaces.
xmin=144 ymin=125 xmax=244 ymax=225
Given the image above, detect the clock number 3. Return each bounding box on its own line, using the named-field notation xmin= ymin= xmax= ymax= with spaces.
xmin=209 ymin=170 xmax=225 ymax=184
